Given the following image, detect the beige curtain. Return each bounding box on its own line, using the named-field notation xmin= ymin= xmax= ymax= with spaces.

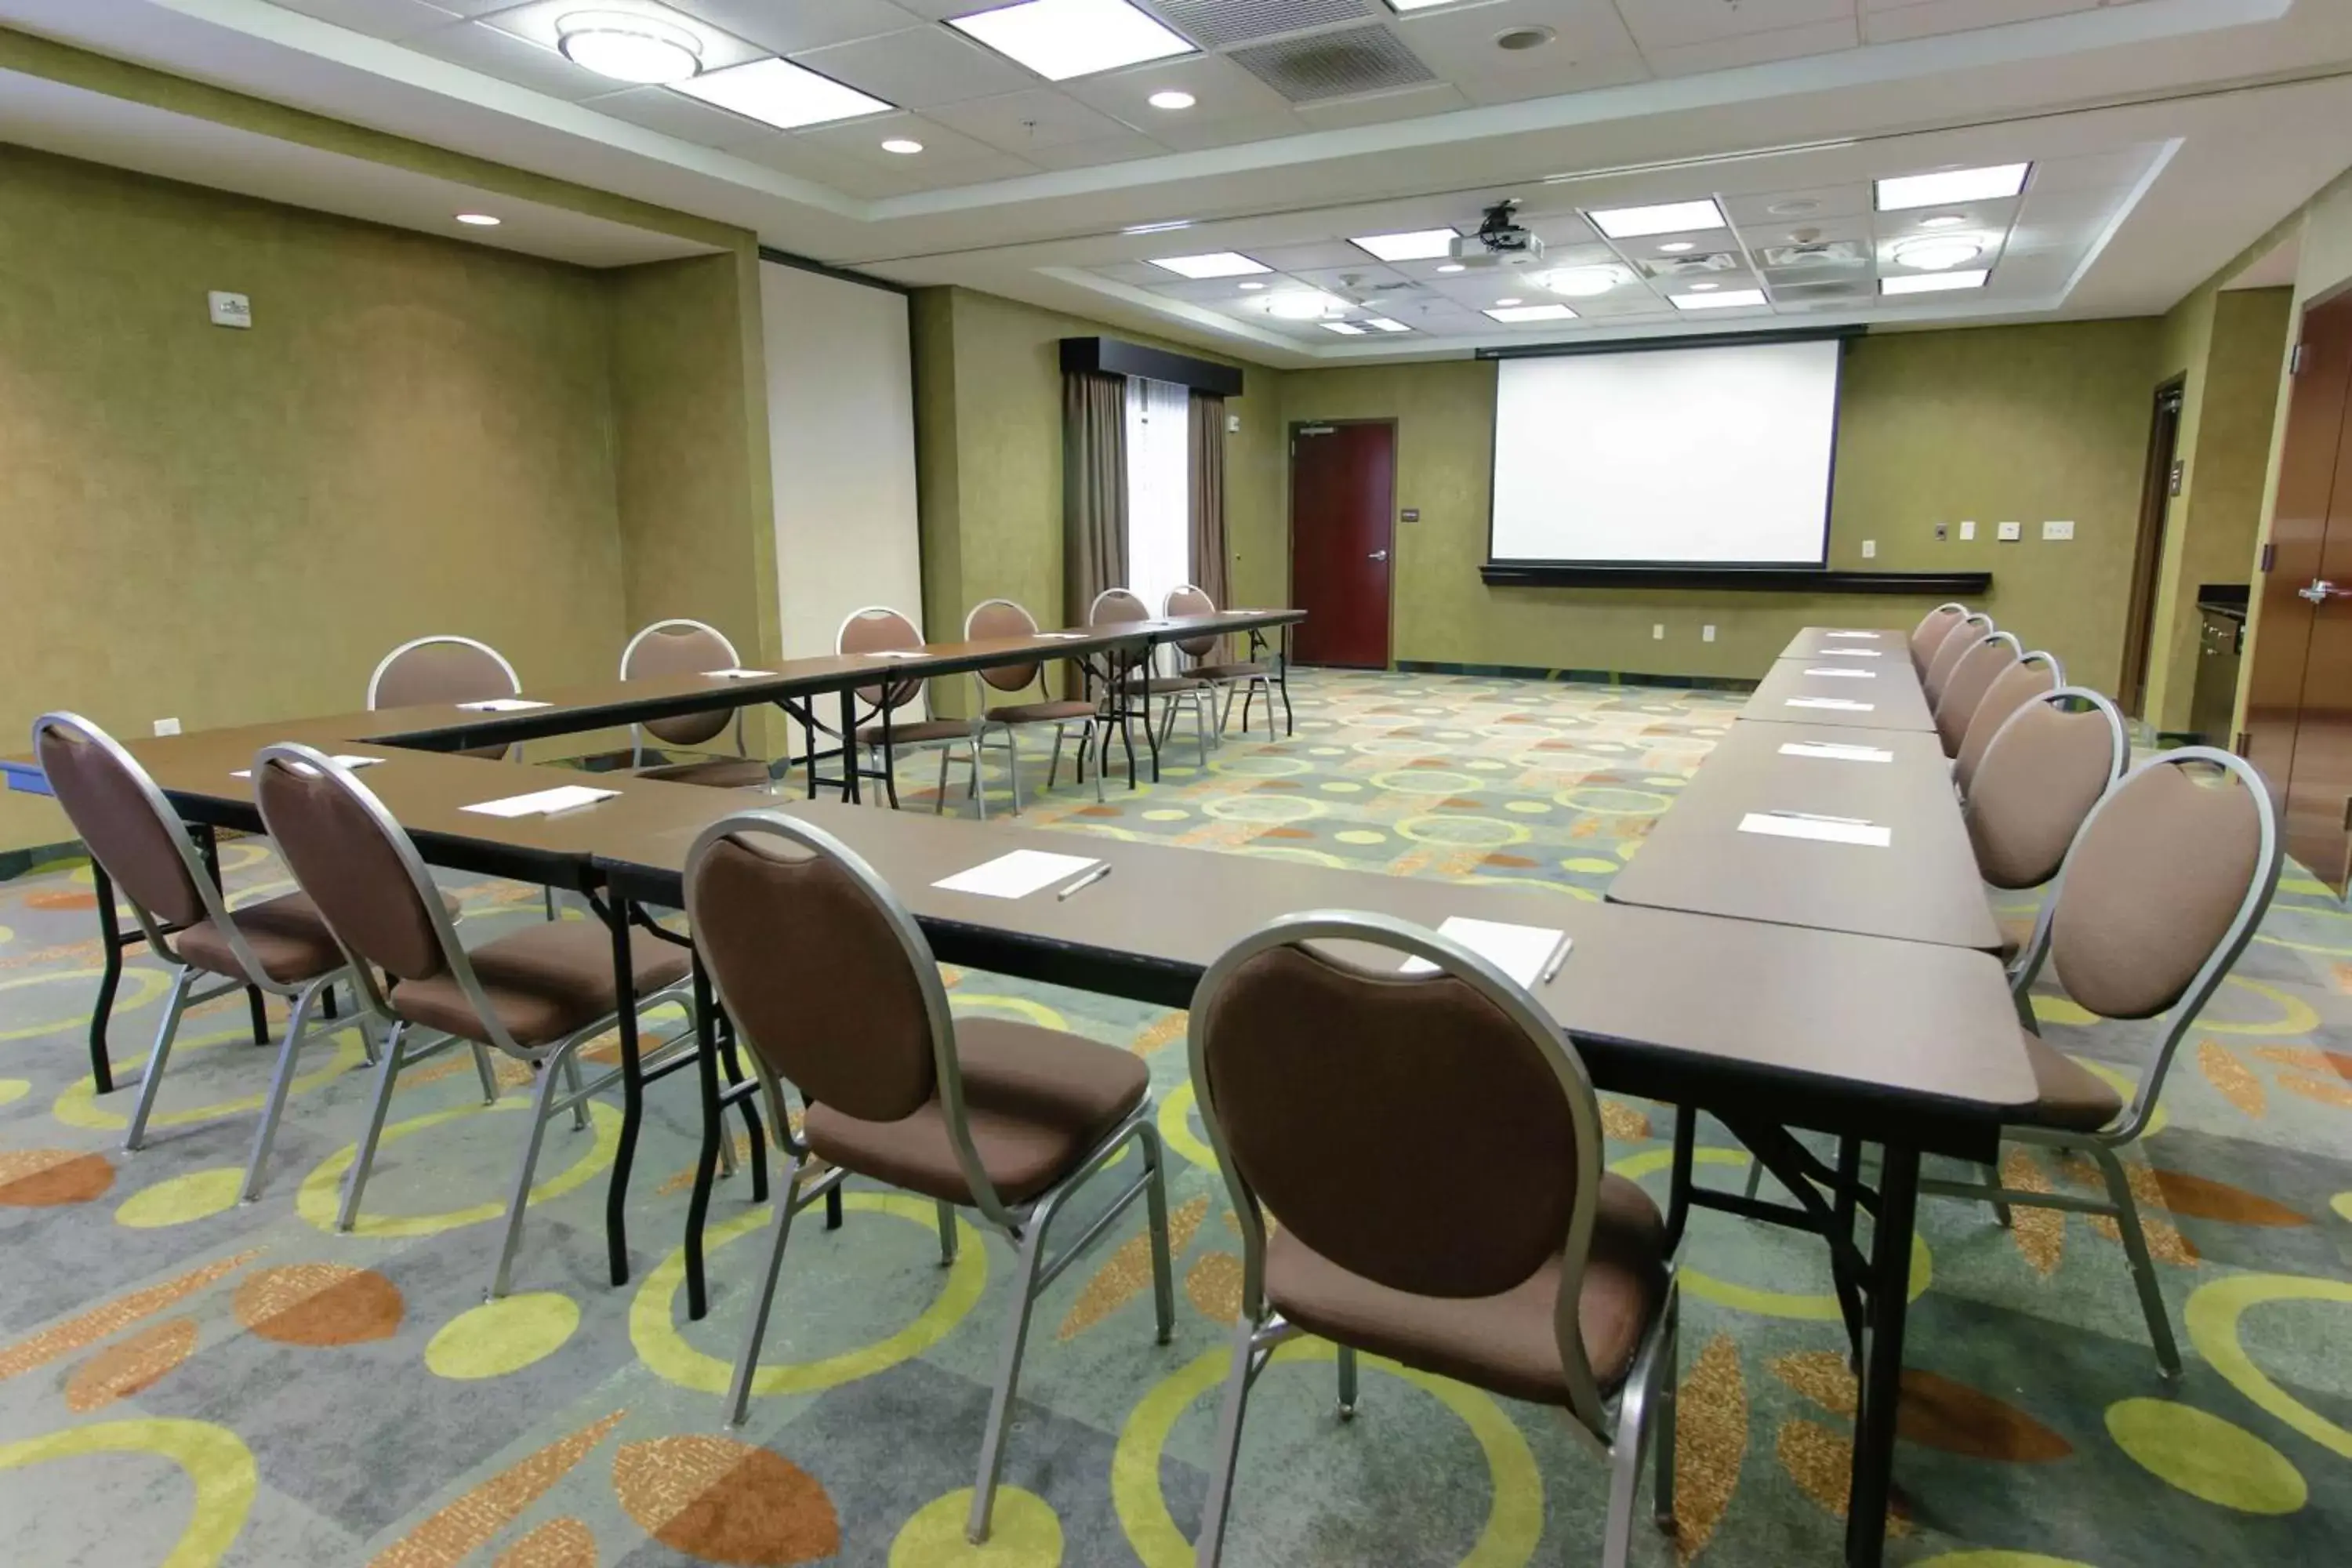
xmin=1188 ymin=392 xmax=1229 ymax=610
xmin=1064 ymin=371 xmax=1129 ymax=696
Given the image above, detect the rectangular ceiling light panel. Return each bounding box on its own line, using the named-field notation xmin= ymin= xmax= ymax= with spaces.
xmin=1486 ymin=303 xmax=1577 ymax=322
xmin=1668 ymin=289 xmax=1767 ymax=310
xmin=1349 ymin=228 xmax=1461 ymax=262
xmin=949 ymin=0 xmax=1196 ymax=82
xmin=677 ymin=57 xmax=893 ymax=128
xmin=1149 ymin=252 xmax=1271 ymax=278
xmin=1588 ymin=199 xmax=1727 ymax=239
xmin=1875 ymin=163 xmax=2031 ymax=212
xmin=1880 ymin=270 xmax=1990 ymax=295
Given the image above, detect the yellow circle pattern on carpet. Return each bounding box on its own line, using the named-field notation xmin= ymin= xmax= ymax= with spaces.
xmin=2104 ymin=1397 xmax=2307 ymax=1513
xmin=116 ymin=1167 xmax=245 ymax=1229
xmin=2183 ymin=1270 xmax=2352 ymax=1460
xmin=890 ymin=1486 xmax=1062 ymax=1566
xmin=426 ymin=1293 xmax=581 ymax=1380
xmin=296 ymin=1098 xmax=621 ymax=1238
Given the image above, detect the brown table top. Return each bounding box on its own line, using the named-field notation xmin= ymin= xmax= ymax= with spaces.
xmin=1738 ymin=657 xmax=1936 ymax=732
xmin=1607 ymin=721 xmax=1998 ymax=950
xmin=1777 ymin=626 xmax=1909 ymax=660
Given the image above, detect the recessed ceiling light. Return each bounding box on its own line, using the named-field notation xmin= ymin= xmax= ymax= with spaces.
xmin=1918 ymin=213 xmax=1969 ymax=229
xmin=1767 ymin=198 xmax=1820 ymax=216
xmin=1349 ymin=228 xmax=1461 ymax=263
xmin=1150 ymin=252 xmax=1269 ymax=279
xmin=1485 ymin=303 xmax=1577 ymax=323
xmin=1657 ymin=241 xmax=1697 ymax=254
xmin=1237 ymin=281 xmax=1265 ymax=291
xmin=1386 ymin=0 xmax=1465 ymax=9
xmin=1536 ymin=266 xmax=1623 ymax=297
xmin=1436 ymin=262 xmax=1465 ymax=273
xmin=455 ymin=212 xmax=502 ymax=227
xmin=1494 ymin=296 xmax=1523 ymax=307
xmin=1588 ymin=198 xmax=1727 ymax=240
xmin=1323 ymin=321 xmax=1368 ymax=336
xmin=1147 ymin=89 xmax=1195 ymax=110
xmin=1882 ymin=270 xmax=1990 ymax=295
xmin=1265 ymin=291 xmax=1345 ymax=320
xmin=1364 ymin=317 xmax=1411 ymax=332
xmin=881 ymin=137 xmax=924 ymax=154
xmin=677 ymin=57 xmax=894 ymax=129
xmin=1671 ymin=289 xmax=1767 ymax=310
xmin=1495 ymin=25 xmax=1555 ymax=51
xmin=1892 ymin=236 xmax=1982 ymax=270
xmin=948 ymin=0 xmax=1194 ymax=83
xmin=556 ymin=11 xmax=702 ymax=85
xmin=1875 ymin=163 xmax=2030 ymax=212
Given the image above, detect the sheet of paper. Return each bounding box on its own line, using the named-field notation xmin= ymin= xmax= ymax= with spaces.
xmin=1399 ymin=916 xmax=1566 ymax=988
xmin=1738 ymin=811 xmax=1893 ymax=848
xmin=1801 ymin=666 xmax=1876 ymax=679
xmin=456 ymin=698 xmax=550 ymax=713
xmin=703 ymin=668 xmax=775 ymax=679
xmin=231 ymin=754 xmax=380 ymax=779
xmin=1778 ymin=742 xmax=1894 ymax=764
xmin=1824 ymin=631 xmax=1879 ymax=640
xmin=931 ymin=849 xmax=1100 ymax=899
xmin=1812 ymin=648 xmax=1882 ymax=659
xmin=461 ymin=784 xmax=618 ymax=818
xmin=1784 ymin=697 xmax=1874 ymax=712
xmin=1032 ymin=632 xmax=1088 ymax=641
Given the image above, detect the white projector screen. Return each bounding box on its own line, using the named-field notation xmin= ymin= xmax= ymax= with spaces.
xmin=1489 ymin=339 xmax=1843 ymax=567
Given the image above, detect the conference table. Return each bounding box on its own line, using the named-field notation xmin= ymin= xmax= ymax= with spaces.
xmin=1741 ymin=654 xmax=1938 ymax=732
xmin=5 ymin=612 xmax=2023 ymax=1568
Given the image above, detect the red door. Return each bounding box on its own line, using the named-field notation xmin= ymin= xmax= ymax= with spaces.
xmin=1289 ymin=422 xmax=1394 ymax=668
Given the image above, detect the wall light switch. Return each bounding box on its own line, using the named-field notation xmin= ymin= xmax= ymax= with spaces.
xmin=1959 ymin=520 xmax=1977 ymax=541
xmin=1652 ymin=623 xmax=1665 ymax=641
xmin=1860 ymin=539 xmax=1876 ymax=560
xmin=1225 ymin=413 xmax=1240 ymax=434
xmin=2042 ymin=520 xmax=2074 ymax=541
xmin=1997 ymin=521 xmax=2023 ymax=542
xmin=153 ymin=717 xmax=181 ymax=737
xmin=1702 ymin=624 xmax=1717 ymax=643
xmin=206 ymin=291 xmax=252 ymax=329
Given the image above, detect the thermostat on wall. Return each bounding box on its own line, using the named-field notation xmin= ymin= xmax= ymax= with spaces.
xmin=207 ymin=292 xmax=252 ymax=329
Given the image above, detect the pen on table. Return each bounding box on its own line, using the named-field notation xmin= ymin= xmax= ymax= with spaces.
xmin=1766 ymin=809 xmax=1872 ymax=826
xmin=1538 ymin=931 xmax=1571 ymax=985
xmin=1057 ymin=863 xmax=1113 ymax=901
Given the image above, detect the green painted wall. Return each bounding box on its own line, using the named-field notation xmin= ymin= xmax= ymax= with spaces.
xmin=1278 ymin=319 xmax=2162 ymax=691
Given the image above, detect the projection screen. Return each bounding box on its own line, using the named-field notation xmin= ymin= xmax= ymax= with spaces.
xmin=1488 ymin=338 xmax=1843 ymax=567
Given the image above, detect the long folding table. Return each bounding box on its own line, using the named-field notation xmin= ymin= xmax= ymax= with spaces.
xmin=1741 ymin=655 xmax=1937 ymax=732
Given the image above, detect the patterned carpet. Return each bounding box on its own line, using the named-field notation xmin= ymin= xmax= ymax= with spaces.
xmin=2 ymin=667 xmax=2350 ymax=1567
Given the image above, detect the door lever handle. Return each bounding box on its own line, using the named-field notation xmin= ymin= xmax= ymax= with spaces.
xmin=2299 ymin=580 xmax=2350 ymax=604
xmin=1368 ymin=550 xmax=1389 ymax=562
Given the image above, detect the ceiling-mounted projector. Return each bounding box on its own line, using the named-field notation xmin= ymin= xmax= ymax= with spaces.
xmin=1450 ymin=200 xmax=1545 ymax=268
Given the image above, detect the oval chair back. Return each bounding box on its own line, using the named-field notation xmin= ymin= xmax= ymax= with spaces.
xmin=964 ymin=598 xmax=1044 ymax=695
xmin=1933 ymin=630 xmax=2023 ymax=756
xmin=837 ymin=606 xmax=924 ymax=717
xmin=1963 ymin=688 xmax=2125 ymax=893
xmin=1955 ymin=652 xmax=2062 ymax=796
xmin=33 ymin=713 xmax=235 ymax=956
xmin=1088 ymin=587 xmax=1152 ymax=674
xmin=1910 ymin=603 xmax=1968 ymax=671
xmin=368 ymin=635 xmax=520 ymax=760
xmin=1163 ymin=584 xmax=1221 ymax=661
xmin=620 ymin=619 xmax=742 ymax=754
xmin=1922 ymin=612 xmax=1994 ymax=706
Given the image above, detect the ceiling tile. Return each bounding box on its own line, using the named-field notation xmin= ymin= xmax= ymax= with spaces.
xmin=1292 ymin=83 xmax=1472 ymax=129
xmin=1456 ymin=53 xmax=1653 ymax=105
xmin=1620 ymin=0 xmax=1853 ymax=52
xmin=268 ymin=0 xmax=467 ymax=41
xmin=1395 ymin=0 xmax=1639 ymax=79
xmin=1863 ymin=0 xmax=2094 ymax=46
xmin=1140 ymin=108 xmax=1307 ymax=148
xmin=1023 ymin=130 xmax=1173 ymax=166
xmin=889 ymin=0 xmax=1020 ymax=18
xmin=1642 ymin=19 xmax=1860 ymax=77
xmin=401 ymin=20 xmax=613 ymax=100
xmin=927 ymin=88 xmax=1142 ymax=152
xmin=583 ymin=84 xmax=765 ymax=143
xmin=477 ymin=0 xmax=768 ymax=68
xmin=668 ymin=0 xmax=930 ymax=54
xmin=1516 ymin=212 xmax=1602 ymax=245
xmin=2027 ymin=146 xmax=2160 ymax=192
xmin=796 ymin=110 xmax=1004 ymax=164
xmin=723 ymin=130 xmax=918 ymax=194
xmin=1091 ymin=260 xmax=1173 ymax=284
xmin=1286 ymin=262 xmax=1414 ymax=291
xmin=1250 ymin=241 xmax=1381 ymax=270
xmin=1059 ymin=52 xmax=1299 ymax=129
xmin=790 ymin=27 xmax=1040 ymax=107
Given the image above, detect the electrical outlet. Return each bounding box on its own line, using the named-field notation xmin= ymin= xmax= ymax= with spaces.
xmin=1860 ymin=539 xmax=1876 ymax=560
xmin=1702 ymin=625 xmax=1716 ymax=643
xmin=153 ymin=717 xmax=181 ymax=736
xmin=1652 ymin=624 xmax=1665 ymax=641
xmin=1959 ymin=521 xmax=1977 ymax=541
xmin=1934 ymin=522 xmax=1948 ymax=541
xmin=2042 ymin=520 xmax=2074 ymax=541
xmin=1997 ymin=521 xmax=2022 ymax=542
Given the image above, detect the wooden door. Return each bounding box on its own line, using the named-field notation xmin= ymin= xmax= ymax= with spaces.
xmin=2245 ymin=289 xmax=2352 ymax=891
xmin=1289 ymin=422 xmax=1394 ymax=668
xmin=2118 ymin=380 xmax=2184 ymax=718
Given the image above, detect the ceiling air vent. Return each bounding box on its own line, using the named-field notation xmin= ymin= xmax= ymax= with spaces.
xmin=1639 ymin=252 xmax=1740 ymax=278
xmin=1229 ymin=24 xmax=1438 ymax=103
xmin=1149 ymin=0 xmax=1379 ymax=49
xmin=1758 ymin=240 xmax=1868 ymax=270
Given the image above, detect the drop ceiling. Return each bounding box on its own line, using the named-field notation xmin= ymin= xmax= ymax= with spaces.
xmin=0 ymin=0 xmax=2347 ymax=364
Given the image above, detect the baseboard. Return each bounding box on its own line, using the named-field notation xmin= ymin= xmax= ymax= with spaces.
xmin=1393 ymin=659 xmax=1759 ymax=693
xmin=0 ymin=839 xmax=85 ymax=884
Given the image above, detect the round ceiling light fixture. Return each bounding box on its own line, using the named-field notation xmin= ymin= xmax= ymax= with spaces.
xmin=881 ymin=138 xmax=924 ymax=154
xmin=1893 ymin=235 xmax=1983 ymax=270
xmin=1537 ymin=265 xmax=1623 ymax=298
xmin=1495 ymin=24 xmax=1555 ymax=52
xmin=557 ymin=11 xmax=702 ymax=83
xmin=1148 ymin=89 xmax=1196 ymax=110
xmin=1265 ymin=290 xmax=1344 ymax=320
xmin=1917 ymin=213 xmax=1969 ymax=229
xmin=455 ymin=212 xmax=502 ymax=227
xmin=1767 ymin=198 xmax=1820 ymax=216
xmin=1657 ymin=241 xmax=1697 ymax=253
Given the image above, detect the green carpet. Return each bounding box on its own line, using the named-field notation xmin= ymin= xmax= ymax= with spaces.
xmin=2 ymin=668 xmax=2349 ymax=1566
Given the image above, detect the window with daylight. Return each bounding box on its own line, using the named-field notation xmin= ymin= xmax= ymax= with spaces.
xmin=1124 ymin=376 xmax=1192 ymax=619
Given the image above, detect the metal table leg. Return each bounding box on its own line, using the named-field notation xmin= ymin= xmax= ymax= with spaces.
xmin=602 ymin=889 xmax=644 ymax=1288
xmin=837 ymin=689 xmax=861 ymax=804
xmin=684 ymin=958 xmax=724 ymax=1321
xmin=86 ymin=863 xmax=122 ymax=1094
xmin=1846 ymin=1144 xmax=1921 ymax=1568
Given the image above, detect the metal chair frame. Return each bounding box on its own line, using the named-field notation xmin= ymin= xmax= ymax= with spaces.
xmin=961 ymin=598 xmax=1102 ymax=805
xmin=686 ymin=810 xmax=1174 ymax=1544
xmin=253 ymin=743 xmax=702 ymax=1298
xmin=1090 ymin=588 xmax=1214 ymax=771
xmin=1164 ymin=585 xmax=1276 ymax=742
xmin=619 ymin=617 xmax=759 ymax=779
xmin=1187 ymin=910 xmax=1682 ymax=1568
xmin=837 ymin=605 xmax=1011 ymax=819
xmin=366 ymin=633 xmax=521 ymax=712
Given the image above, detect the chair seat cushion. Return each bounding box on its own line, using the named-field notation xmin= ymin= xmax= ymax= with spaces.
xmin=637 ymin=756 xmax=773 ymax=789
xmin=179 ymin=888 xmax=458 ymax=985
xmin=857 ymin=718 xmax=981 ymax=748
xmin=1264 ymin=1172 xmax=1670 ymax=1405
xmin=391 ymin=920 xmax=689 ymax=1051
xmin=804 ymin=1018 xmax=1148 ymax=1206
xmin=1191 ymin=662 xmax=1267 ymax=682
xmin=1139 ymin=677 xmax=1207 ymax=696
xmin=2018 ymin=1028 xmax=2125 ymax=1132
xmin=987 ymin=699 xmax=1096 ymax=726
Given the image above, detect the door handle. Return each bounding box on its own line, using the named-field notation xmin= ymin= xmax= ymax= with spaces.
xmin=1368 ymin=550 xmax=1389 ymax=562
xmin=2299 ymin=579 xmax=2352 ymax=604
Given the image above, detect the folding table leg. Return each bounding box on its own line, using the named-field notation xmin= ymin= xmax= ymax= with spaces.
xmin=86 ymin=863 xmax=122 ymax=1094
xmin=602 ymin=889 xmax=644 ymax=1288
xmin=684 ymin=960 xmax=725 ymax=1323
xmin=1846 ymin=1144 xmax=1920 ymax=1568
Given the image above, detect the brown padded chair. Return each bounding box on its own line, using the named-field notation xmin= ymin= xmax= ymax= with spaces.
xmin=1933 ymin=629 xmax=2023 ymax=756
xmin=964 ymin=597 xmax=1102 ymax=804
xmin=1164 ymin=584 xmax=1275 ymax=741
xmin=1923 ymin=746 xmax=2281 ymax=1374
xmin=32 ymin=713 xmax=390 ymax=1202
xmin=837 ymin=605 xmax=1003 ymax=817
xmin=620 ymin=619 xmax=771 ymax=789
xmin=254 ymin=742 xmax=695 ymax=1297
xmin=1188 ymin=911 xmax=1680 ymax=1568
xmin=1954 ymin=651 xmax=2063 ymax=797
xmin=1910 ymin=603 xmax=1967 ymax=672
xmin=368 ymin=635 xmax=521 ymax=761
xmin=684 ymin=810 xmax=1171 ymax=1544
xmin=1091 ymin=588 xmax=1214 ymax=768
xmin=1922 ymin=611 xmax=1994 ymax=707
xmin=1963 ymin=688 xmax=2126 ymax=960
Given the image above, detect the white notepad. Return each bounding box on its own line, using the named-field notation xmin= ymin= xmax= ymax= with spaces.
xmin=1399 ymin=916 xmax=1566 ymax=988
xmin=1812 ymin=648 xmax=1882 ymax=659
xmin=703 ymin=668 xmax=775 ymax=680
xmin=1824 ymin=631 xmax=1878 ymax=639
xmin=462 ymin=784 xmax=618 ymax=818
xmin=1802 ymin=667 xmax=1876 ymax=679
xmin=1784 ymin=697 xmax=1874 ymax=712
xmin=456 ymin=698 xmax=550 ymax=713
xmin=1739 ymin=811 xmax=1893 ymax=848
xmin=231 ymin=755 xmax=380 ymax=779
xmin=932 ymin=849 xmax=1099 ymax=899
xmin=1779 ymin=742 xmax=1895 ymax=764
